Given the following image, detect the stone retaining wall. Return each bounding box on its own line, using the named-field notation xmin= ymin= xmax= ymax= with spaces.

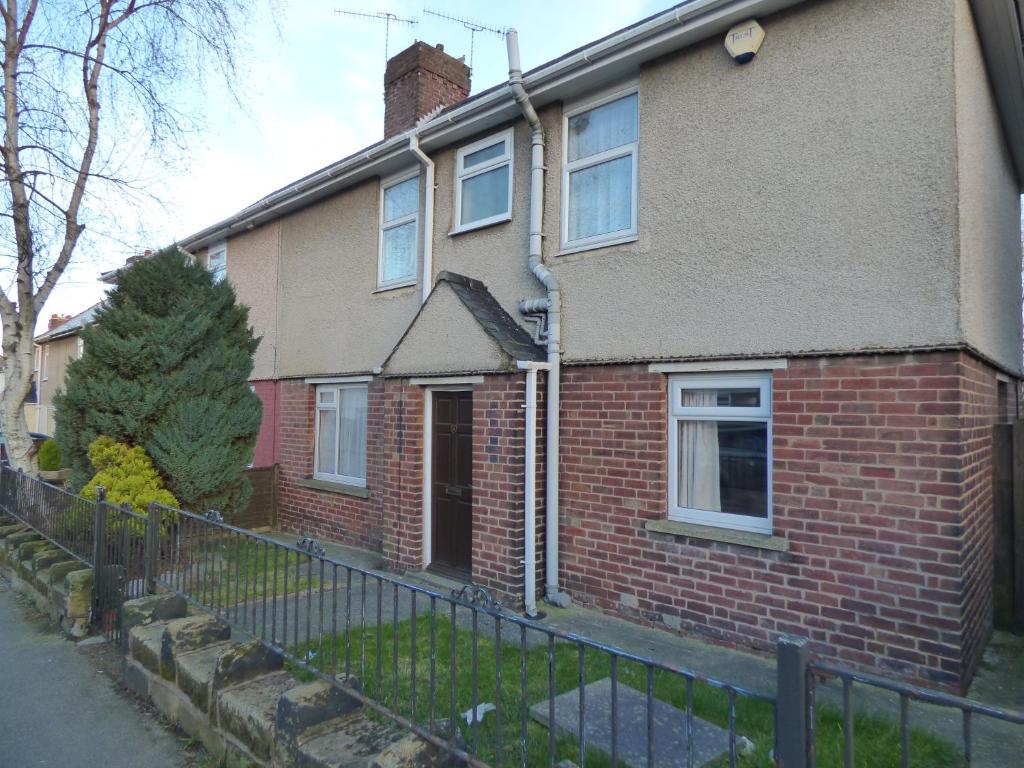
xmin=0 ymin=515 xmax=93 ymax=636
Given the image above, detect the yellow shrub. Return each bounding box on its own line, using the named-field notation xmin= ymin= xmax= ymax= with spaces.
xmin=81 ymin=436 xmax=179 ymax=514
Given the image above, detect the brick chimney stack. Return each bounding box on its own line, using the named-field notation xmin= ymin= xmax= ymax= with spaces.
xmin=48 ymin=313 xmax=72 ymax=330
xmin=384 ymin=41 xmax=470 ymax=139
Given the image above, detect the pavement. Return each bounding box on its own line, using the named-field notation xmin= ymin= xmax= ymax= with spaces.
xmin=0 ymin=576 xmax=196 ymax=768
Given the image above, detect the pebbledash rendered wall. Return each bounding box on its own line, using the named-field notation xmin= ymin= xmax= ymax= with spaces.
xmin=557 ymin=350 xmax=1004 ymax=692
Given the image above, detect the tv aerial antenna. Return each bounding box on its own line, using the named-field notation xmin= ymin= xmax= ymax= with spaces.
xmin=335 ymin=9 xmax=418 ymax=60
xmin=422 ymin=8 xmax=505 ymax=70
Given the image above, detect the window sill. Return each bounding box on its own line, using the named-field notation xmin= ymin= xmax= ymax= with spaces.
xmin=448 ymin=215 xmax=512 ymax=237
xmin=644 ymin=519 xmax=789 ymax=553
xmin=297 ymin=477 xmax=370 ymax=499
xmin=373 ymin=281 xmax=417 ymax=294
xmin=557 ymin=233 xmax=639 ymax=257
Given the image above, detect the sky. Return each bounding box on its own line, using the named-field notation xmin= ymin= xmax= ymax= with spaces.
xmin=42 ymin=0 xmax=666 ymax=331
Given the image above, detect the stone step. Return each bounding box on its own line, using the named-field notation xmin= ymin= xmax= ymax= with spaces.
xmin=130 ymin=621 xmax=171 ymax=677
xmin=294 ymin=711 xmax=406 ymax=768
xmin=217 ymin=670 xmax=297 ymax=762
xmin=160 ymin=614 xmax=231 ymax=679
xmin=176 ymin=640 xmax=236 ymax=713
xmin=176 ymin=639 xmax=283 ymax=714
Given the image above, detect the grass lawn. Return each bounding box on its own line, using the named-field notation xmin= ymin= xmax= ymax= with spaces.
xmin=287 ymin=614 xmax=963 ymax=768
xmin=173 ymin=534 xmax=322 ymax=607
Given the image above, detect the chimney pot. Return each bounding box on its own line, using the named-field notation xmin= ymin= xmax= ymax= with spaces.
xmin=383 ymin=40 xmax=470 ymax=139
xmin=47 ymin=313 xmax=71 ymax=330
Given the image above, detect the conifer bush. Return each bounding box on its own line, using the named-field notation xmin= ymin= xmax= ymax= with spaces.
xmin=37 ymin=438 xmax=62 ymax=471
xmin=55 ymin=247 xmax=262 ymax=517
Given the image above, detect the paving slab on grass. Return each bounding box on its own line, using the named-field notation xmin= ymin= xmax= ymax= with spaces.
xmin=530 ymin=677 xmax=730 ymax=768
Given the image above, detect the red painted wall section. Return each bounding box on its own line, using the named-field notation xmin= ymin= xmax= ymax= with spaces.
xmin=250 ymin=380 xmax=280 ymax=468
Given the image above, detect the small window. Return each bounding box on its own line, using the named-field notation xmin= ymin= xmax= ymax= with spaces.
xmin=454 ymin=129 xmax=513 ymax=232
xmin=378 ymin=173 xmax=419 ymax=289
xmin=76 ymin=337 xmax=84 ymax=357
xmin=208 ymin=242 xmax=227 ymax=283
xmin=668 ymin=373 xmax=772 ymax=534
xmin=561 ymin=89 xmax=639 ymax=252
xmin=314 ymin=383 xmax=369 ymax=486
xmin=42 ymin=347 xmax=49 ymax=381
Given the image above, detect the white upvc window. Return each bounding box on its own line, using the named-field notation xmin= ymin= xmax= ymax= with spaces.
xmin=667 ymin=373 xmax=772 ymax=534
xmin=76 ymin=337 xmax=84 ymax=357
xmin=314 ymin=383 xmax=369 ymax=487
xmin=453 ymin=129 xmax=513 ymax=233
xmin=378 ymin=171 xmax=419 ymax=289
xmin=42 ymin=346 xmax=49 ymax=381
xmin=208 ymin=241 xmax=227 ymax=283
xmin=561 ymin=87 xmax=639 ymax=253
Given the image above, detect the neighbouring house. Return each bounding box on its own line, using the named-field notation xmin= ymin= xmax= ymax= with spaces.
xmin=31 ymin=307 xmax=100 ymax=435
xmin=179 ymin=0 xmax=1024 ymax=692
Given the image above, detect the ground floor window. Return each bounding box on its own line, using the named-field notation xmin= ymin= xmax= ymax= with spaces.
xmin=667 ymin=373 xmax=772 ymax=533
xmin=314 ymin=383 xmax=368 ymax=486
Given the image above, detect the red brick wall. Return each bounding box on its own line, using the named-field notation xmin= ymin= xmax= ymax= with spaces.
xmin=276 ymin=378 xmax=385 ymax=552
xmin=377 ymin=373 xmax=544 ymax=608
xmin=558 ymin=352 xmax=1005 ymax=691
xmin=250 ymin=380 xmax=280 ymax=468
xmin=471 ymin=374 xmax=546 ymax=605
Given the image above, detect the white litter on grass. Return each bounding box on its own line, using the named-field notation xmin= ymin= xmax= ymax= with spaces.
xmin=461 ymin=702 xmax=496 ymax=725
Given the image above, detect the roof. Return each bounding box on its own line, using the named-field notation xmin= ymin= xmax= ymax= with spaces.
xmin=35 ymin=302 xmax=101 ymax=343
xmin=438 ymin=272 xmax=546 ymax=362
xmin=179 ymin=0 xmax=1024 ymax=251
xmin=382 ymin=271 xmax=545 ymax=375
xmin=180 ymin=0 xmax=813 ymax=250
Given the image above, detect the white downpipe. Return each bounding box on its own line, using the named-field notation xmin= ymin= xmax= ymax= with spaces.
xmin=408 ymin=132 xmax=435 ymax=305
xmin=518 ymin=360 xmax=551 ymax=617
xmin=507 ymin=30 xmax=570 ymax=608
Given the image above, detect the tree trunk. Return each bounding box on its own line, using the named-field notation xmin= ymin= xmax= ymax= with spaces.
xmin=1 ymin=324 xmax=38 ymax=472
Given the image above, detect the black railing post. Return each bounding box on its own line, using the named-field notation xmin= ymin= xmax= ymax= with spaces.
xmin=145 ymin=502 xmax=160 ymax=595
xmin=776 ymin=636 xmax=811 ymax=768
xmin=91 ymin=487 xmax=107 ymax=621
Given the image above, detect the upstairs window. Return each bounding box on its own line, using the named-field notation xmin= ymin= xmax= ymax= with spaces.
xmin=668 ymin=373 xmax=772 ymax=534
xmin=454 ymin=129 xmax=513 ymax=233
xmin=379 ymin=173 xmax=419 ymax=289
xmin=314 ymin=383 xmax=368 ymax=487
xmin=562 ymin=89 xmax=638 ymax=252
xmin=208 ymin=242 xmax=227 ymax=283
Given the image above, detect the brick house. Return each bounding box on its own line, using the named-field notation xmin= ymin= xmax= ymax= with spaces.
xmin=180 ymin=0 xmax=1024 ymax=692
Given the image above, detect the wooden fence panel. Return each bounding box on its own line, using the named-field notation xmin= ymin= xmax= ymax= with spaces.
xmin=993 ymin=422 xmax=1024 ymax=631
xmin=232 ymin=464 xmax=278 ymax=531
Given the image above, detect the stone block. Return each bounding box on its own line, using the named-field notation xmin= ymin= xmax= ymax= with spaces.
xmin=217 ymin=671 xmax=296 ymax=760
xmin=175 ymin=641 xmax=234 ymax=713
xmin=122 ymin=593 xmax=187 ymax=638
xmin=130 ymin=622 xmax=167 ymax=675
xmin=3 ymin=529 xmax=42 ymax=553
xmin=160 ymin=614 xmax=231 ymax=680
xmin=212 ymin=640 xmax=283 ymax=691
xmin=124 ymin=658 xmax=152 ymax=699
xmin=275 ymin=680 xmax=362 ymax=750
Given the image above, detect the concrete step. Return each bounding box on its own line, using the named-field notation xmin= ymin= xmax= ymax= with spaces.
xmin=217 ymin=670 xmax=297 ymax=762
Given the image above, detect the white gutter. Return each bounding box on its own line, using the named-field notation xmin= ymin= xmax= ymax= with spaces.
xmin=508 ymin=30 xmax=571 ymax=609
xmin=408 ymin=132 xmax=435 ymax=304
xmin=517 ymin=359 xmax=552 ymax=617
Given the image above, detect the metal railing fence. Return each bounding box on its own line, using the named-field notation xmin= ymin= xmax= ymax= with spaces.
xmin=2 ymin=464 xmax=1024 ymax=767
xmin=151 ymin=502 xmax=776 ymax=768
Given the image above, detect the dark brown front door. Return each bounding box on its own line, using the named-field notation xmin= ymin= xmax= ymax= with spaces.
xmin=431 ymin=390 xmax=473 ymax=578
